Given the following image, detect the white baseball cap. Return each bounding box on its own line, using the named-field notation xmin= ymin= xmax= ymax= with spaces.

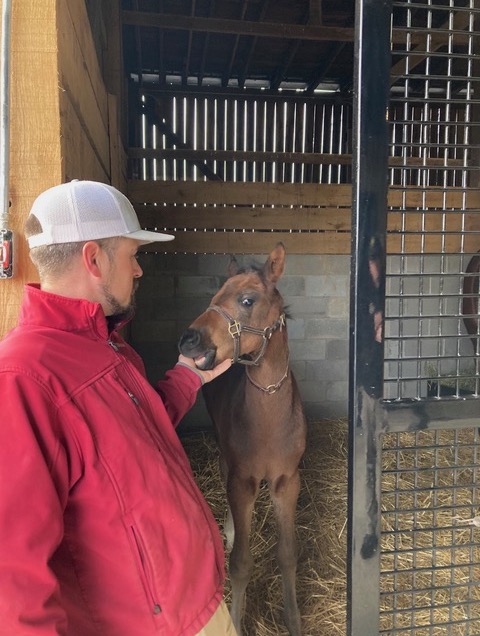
xmin=27 ymin=179 xmax=174 ymax=248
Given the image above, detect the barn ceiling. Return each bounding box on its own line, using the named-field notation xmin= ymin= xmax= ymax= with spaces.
xmin=120 ymin=0 xmax=356 ymax=96
xmin=119 ymin=0 xmax=477 ymax=101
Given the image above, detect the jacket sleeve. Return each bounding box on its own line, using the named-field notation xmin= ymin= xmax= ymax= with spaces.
xmin=0 ymin=371 xmax=70 ymax=635
xmin=154 ymin=363 xmax=203 ymax=427
xmin=116 ymin=334 xmax=203 ymax=429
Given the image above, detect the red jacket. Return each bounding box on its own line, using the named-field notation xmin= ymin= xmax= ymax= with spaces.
xmin=0 ymin=284 xmax=225 ymax=635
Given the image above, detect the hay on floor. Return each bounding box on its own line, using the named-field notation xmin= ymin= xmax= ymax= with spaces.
xmin=380 ymin=428 xmax=480 ymax=635
xmin=181 ymin=419 xmax=348 ymax=636
xmin=182 ymin=420 xmax=480 ymax=635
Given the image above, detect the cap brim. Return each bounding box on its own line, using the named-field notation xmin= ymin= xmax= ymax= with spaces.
xmin=126 ymin=230 xmax=175 ymax=245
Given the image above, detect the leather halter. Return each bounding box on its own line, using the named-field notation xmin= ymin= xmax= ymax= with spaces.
xmin=206 ymin=304 xmax=286 ymax=367
xmin=245 ymin=357 xmax=290 ymax=394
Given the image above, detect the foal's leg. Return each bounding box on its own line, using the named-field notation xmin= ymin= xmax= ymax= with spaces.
xmin=227 ymin=472 xmax=260 ymax=636
xmin=269 ymin=470 xmax=302 ymax=636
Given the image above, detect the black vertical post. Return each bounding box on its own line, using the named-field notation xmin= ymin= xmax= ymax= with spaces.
xmin=347 ymin=0 xmax=392 ymax=634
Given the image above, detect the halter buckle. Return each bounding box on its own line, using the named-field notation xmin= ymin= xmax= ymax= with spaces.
xmin=228 ymin=320 xmax=241 ymax=338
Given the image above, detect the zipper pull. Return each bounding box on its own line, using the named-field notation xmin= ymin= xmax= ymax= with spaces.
xmin=127 ymin=390 xmax=140 ymax=406
xmin=108 ymin=340 xmax=119 ymax=352
xmin=153 ymin=604 xmax=161 ymax=615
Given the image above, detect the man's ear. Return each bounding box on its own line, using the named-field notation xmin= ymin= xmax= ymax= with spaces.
xmin=82 ymin=241 xmax=103 ymax=278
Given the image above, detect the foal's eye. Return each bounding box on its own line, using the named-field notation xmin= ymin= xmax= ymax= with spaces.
xmin=241 ymin=297 xmax=254 ymax=308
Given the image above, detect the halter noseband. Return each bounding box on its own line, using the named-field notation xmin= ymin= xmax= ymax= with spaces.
xmin=206 ymin=304 xmax=286 ymax=366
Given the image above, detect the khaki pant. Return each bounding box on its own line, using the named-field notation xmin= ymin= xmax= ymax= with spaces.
xmin=195 ymin=601 xmax=237 ymax=636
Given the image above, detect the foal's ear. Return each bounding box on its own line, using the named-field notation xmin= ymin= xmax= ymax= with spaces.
xmin=264 ymin=242 xmax=286 ymax=283
xmin=227 ymin=255 xmax=240 ymax=277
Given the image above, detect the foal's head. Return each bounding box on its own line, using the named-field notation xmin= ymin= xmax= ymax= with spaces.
xmin=178 ymin=243 xmax=287 ymax=370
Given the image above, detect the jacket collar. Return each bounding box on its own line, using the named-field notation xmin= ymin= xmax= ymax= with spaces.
xmin=20 ymin=284 xmax=112 ymax=340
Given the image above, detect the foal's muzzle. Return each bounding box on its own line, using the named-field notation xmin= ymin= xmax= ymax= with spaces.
xmin=178 ymin=328 xmax=217 ymax=370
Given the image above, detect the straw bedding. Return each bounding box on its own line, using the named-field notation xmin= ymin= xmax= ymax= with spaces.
xmin=181 ymin=419 xmax=348 ymax=636
xmin=380 ymin=427 xmax=480 ymax=635
xmin=181 ymin=419 xmax=480 ymax=635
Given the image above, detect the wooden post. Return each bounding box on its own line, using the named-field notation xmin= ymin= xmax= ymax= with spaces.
xmin=0 ymin=0 xmax=61 ymax=336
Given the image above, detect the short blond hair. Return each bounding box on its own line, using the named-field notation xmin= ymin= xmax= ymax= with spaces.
xmin=25 ymin=213 xmax=119 ymax=280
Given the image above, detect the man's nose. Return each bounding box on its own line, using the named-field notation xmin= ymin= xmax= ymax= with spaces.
xmin=134 ymin=261 xmax=143 ymax=278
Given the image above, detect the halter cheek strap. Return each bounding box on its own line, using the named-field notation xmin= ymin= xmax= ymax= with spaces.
xmin=206 ymin=304 xmax=286 ymax=366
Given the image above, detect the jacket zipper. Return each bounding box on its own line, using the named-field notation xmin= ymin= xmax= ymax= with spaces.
xmin=108 ymin=339 xmax=119 ymax=352
xmin=114 ymin=356 xmax=167 ymax=452
xmin=110 ymin=339 xmax=224 ymax=586
xmin=109 ymin=348 xmax=165 ymax=451
xmin=130 ymin=525 xmax=162 ymax=616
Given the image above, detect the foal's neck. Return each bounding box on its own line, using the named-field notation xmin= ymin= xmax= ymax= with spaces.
xmin=246 ymin=328 xmax=290 ymax=391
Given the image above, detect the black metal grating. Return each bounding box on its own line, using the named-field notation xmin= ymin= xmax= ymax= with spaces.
xmin=384 ymin=0 xmax=480 ymax=402
xmin=380 ymin=428 xmax=480 ymax=635
xmin=350 ymin=1 xmax=480 ymax=634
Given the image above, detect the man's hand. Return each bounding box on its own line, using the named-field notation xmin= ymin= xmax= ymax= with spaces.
xmin=177 ymin=354 xmax=232 ymax=384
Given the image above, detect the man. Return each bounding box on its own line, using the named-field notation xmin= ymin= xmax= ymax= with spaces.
xmin=0 ymin=180 xmax=235 ymax=635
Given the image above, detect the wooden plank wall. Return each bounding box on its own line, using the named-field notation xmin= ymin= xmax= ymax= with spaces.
xmin=57 ymin=0 xmax=126 ymax=190
xmin=127 ymin=92 xmax=479 ymax=256
xmin=0 ymin=0 xmax=126 ymax=338
xmin=129 ymin=179 xmax=480 ymax=255
xmin=0 ymin=0 xmax=61 ymax=337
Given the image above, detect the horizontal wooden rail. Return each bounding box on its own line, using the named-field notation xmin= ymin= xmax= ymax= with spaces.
xmin=134 ymin=205 xmax=351 ymax=231
xmin=128 ymin=180 xmax=352 ymax=206
xmin=140 ymin=231 xmax=467 ymax=255
xmin=128 ymin=180 xmax=480 ymax=254
xmin=134 ymin=206 xmax=470 ymax=234
xmin=129 ymin=180 xmax=480 ymax=208
xmin=129 ymin=147 xmax=465 ymax=168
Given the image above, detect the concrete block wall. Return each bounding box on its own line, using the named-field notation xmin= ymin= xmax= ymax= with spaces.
xmin=131 ymin=252 xmax=351 ymax=434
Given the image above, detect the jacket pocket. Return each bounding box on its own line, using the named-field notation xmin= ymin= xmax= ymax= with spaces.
xmin=128 ymin=522 xmax=162 ymax=619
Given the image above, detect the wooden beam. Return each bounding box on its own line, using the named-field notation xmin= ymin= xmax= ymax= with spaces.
xmin=134 ymin=205 xmax=468 ymax=234
xmin=139 ymin=229 xmax=466 ymax=255
xmin=306 ymin=41 xmax=347 ymax=93
xmin=142 ymin=85 xmax=348 ymax=102
xmin=222 ymin=0 xmax=249 ymax=88
xmin=121 ymin=10 xmax=355 ymax=42
xmin=128 ymin=180 xmax=479 ymax=209
xmin=135 ymin=204 xmax=351 ymax=231
xmin=128 ymin=180 xmax=353 ymax=206
xmin=129 ymin=147 xmax=465 ymax=168
xmin=121 ymin=10 xmax=465 ymax=47
xmin=141 ymin=231 xmax=351 ymax=254
xmin=129 ymin=147 xmax=352 ymax=165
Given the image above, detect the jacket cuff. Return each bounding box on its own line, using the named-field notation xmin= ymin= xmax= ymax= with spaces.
xmin=175 ymin=361 xmax=205 ymax=385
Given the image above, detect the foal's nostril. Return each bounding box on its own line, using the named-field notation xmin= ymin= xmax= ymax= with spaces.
xmin=178 ymin=328 xmax=202 ymax=356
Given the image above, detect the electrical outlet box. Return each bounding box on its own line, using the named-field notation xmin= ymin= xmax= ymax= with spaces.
xmin=0 ymin=229 xmax=13 ymax=278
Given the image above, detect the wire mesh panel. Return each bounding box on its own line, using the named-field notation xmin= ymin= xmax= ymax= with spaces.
xmin=373 ymin=1 xmax=480 ymax=634
xmin=349 ymin=1 xmax=480 ymax=634
xmin=380 ymin=428 xmax=480 ymax=635
xmin=384 ymin=0 xmax=480 ymax=402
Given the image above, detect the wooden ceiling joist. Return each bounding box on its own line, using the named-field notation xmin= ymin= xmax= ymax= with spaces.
xmin=121 ymin=10 xmax=355 ymax=43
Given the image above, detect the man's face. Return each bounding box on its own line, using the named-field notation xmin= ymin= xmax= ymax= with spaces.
xmin=100 ymin=238 xmax=143 ymax=320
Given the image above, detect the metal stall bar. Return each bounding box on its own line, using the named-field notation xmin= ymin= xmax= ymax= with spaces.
xmin=347 ymin=0 xmax=392 ymax=634
xmin=0 ymin=0 xmax=13 ymax=279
